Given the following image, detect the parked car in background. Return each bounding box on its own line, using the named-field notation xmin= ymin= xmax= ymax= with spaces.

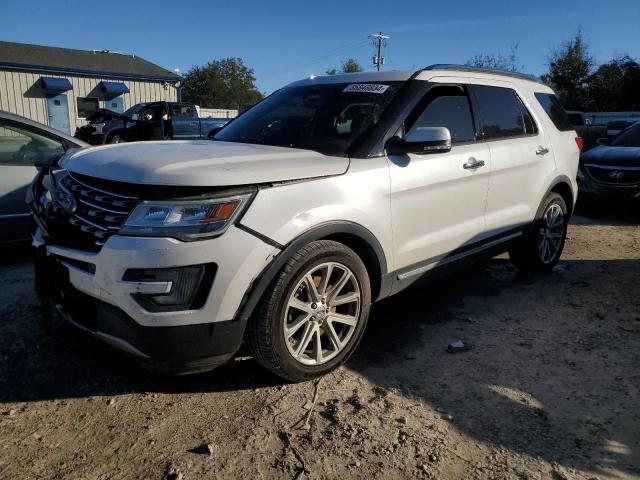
xmin=567 ymin=111 xmax=606 ymax=151
xmin=605 ymin=120 xmax=634 ymax=139
xmin=0 ymin=111 xmax=88 ymax=243
xmin=74 ymin=101 xmax=230 ymax=144
xmin=578 ymin=122 xmax=640 ymax=198
xmin=32 ymin=66 xmax=579 ymax=381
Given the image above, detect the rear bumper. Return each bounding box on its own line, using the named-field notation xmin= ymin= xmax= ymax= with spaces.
xmin=37 ymin=251 xmax=246 ymax=374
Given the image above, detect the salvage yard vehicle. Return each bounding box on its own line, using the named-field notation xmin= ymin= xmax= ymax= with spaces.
xmin=0 ymin=110 xmax=87 ymax=244
xmin=31 ymin=66 xmax=580 ymax=381
xmin=578 ymin=122 xmax=640 ymax=198
xmin=74 ymin=101 xmax=230 ymax=145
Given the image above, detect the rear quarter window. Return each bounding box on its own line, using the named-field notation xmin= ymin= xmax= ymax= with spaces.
xmin=534 ymin=93 xmax=574 ymax=131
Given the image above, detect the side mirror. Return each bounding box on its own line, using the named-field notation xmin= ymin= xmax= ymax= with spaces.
xmin=596 ymin=137 xmax=608 ymax=146
xmin=207 ymin=126 xmax=224 ymax=139
xmin=386 ymin=127 xmax=452 ymax=155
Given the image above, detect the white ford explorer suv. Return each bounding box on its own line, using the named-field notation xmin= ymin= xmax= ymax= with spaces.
xmin=31 ymin=66 xmax=580 ymax=381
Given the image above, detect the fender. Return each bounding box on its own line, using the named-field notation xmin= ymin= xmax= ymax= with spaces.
xmin=235 ymin=220 xmax=388 ymax=322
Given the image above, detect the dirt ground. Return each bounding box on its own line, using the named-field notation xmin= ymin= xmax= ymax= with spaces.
xmin=1 ymin=197 xmax=639 ymax=480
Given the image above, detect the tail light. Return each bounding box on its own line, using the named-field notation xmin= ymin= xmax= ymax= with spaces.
xmin=575 ymin=137 xmax=583 ymax=153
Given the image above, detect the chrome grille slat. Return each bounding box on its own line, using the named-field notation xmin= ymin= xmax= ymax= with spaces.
xmin=79 ymin=198 xmax=130 ymax=215
xmin=61 ymin=174 xmax=140 ymax=250
xmin=68 ymin=173 xmax=138 ymax=199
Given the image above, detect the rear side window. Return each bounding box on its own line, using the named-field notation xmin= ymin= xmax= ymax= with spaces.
xmin=534 ymin=93 xmax=574 ymax=131
xmin=473 ymin=85 xmax=535 ymax=140
xmin=171 ymin=104 xmax=196 ymax=118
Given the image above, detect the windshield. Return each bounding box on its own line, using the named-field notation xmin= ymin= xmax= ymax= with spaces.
xmin=214 ymin=82 xmax=404 ymax=156
xmin=611 ymin=124 xmax=640 ymax=147
xmin=123 ymin=104 xmax=148 ymax=117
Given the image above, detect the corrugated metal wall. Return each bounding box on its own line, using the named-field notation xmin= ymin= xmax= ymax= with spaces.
xmin=0 ymin=68 xmax=178 ymax=133
xmin=198 ymin=107 xmax=238 ymax=119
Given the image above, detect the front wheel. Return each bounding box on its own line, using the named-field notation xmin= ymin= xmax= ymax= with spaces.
xmin=509 ymin=193 xmax=568 ymax=273
xmin=247 ymin=240 xmax=371 ymax=382
xmin=107 ymin=133 xmax=125 ymax=144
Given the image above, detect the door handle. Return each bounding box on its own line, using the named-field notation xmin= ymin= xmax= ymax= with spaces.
xmin=536 ymin=146 xmax=550 ymax=156
xmin=463 ymin=158 xmax=486 ymax=170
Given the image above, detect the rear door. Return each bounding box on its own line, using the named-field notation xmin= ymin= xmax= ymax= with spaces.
xmin=169 ymin=104 xmax=200 ymax=139
xmin=388 ymin=83 xmax=491 ymax=272
xmin=469 ymin=82 xmax=554 ymax=233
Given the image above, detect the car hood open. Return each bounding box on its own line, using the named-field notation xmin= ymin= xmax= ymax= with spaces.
xmin=60 ymin=140 xmax=349 ymax=186
xmin=85 ymin=109 xmax=135 ymax=123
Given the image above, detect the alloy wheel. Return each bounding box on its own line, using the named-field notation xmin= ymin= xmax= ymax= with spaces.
xmin=283 ymin=262 xmax=361 ymax=366
xmin=538 ymin=203 xmax=564 ymax=264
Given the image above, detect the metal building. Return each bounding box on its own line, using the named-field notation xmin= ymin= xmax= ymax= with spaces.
xmin=0 ymin=41 xmax=181 ymax=135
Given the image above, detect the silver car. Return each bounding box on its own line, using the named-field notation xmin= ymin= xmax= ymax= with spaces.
xmin=0 ymin=111 xmax=88 ymax=243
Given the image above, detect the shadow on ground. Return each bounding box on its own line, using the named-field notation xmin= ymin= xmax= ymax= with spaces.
xmin=1 ymin=198 xmax=638 ymax=478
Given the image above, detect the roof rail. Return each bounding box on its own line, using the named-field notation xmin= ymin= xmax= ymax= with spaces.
xmin=422 ymin=64 xmax=541 ymax=83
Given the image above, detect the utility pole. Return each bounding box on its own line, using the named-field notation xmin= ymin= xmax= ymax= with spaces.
xmin=371 ymin=32 xmax=390 ymax=71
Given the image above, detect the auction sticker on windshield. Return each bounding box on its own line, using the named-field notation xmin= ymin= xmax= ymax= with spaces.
xmin=343 ymin=84 xmax=389 ymax=94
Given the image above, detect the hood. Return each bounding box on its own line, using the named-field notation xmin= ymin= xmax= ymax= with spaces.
xmin=60 ymin=140 xmax=349 ymax=186
xmin=85 ymin=109 xmax=134 ymax=123
xmin=581 ymin=145 xmax=640 ymax=167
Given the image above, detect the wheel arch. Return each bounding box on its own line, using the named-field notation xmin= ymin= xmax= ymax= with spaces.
xmin=547 ymin=175 xmax=575 ymax=215
xmin=235 ymin=221 xmax=388 ymax=323
xmin=105 ymin=129 xmax=126 ymax=143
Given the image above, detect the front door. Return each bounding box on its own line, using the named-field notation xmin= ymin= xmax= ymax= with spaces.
xmin=388 ymin=84 xmax=491 ymax=273
xmin=0 ymin=118 xmax=66 ymax=242
xmin=104 ymin=96 xmax=124 ymax=113
xmin=137 ymin=103 xmax=166 ymax=140
xmin=46 ymin=93 xmax=70 ymax=134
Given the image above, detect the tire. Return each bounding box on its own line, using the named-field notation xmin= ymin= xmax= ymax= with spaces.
xmin=509 ymin=192 xmax=568 ymax=273
xmin=107 ymin=133 xmax=125 ymax=144
xmin=247 ymin=240 xmax=371 ymax=382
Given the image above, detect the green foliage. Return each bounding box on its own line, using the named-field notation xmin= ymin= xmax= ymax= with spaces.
xmin=586 ymin=56 xmax=640 ymax=111
xmin=182 ymin=58 xmax=263 ymax=110
xmin=541 ymin=31 xmax=593 ymax=110
xmin=326 ymin=58 xmax=363 ymax=75
xmin=466 ymin=45 xmax=522 ymax=73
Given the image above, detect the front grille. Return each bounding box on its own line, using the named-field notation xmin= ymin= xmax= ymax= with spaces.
xmin=57 ymin=173 xmax=139 ymax=251
xmin=586 ymin=164 xmax=640 ymax=185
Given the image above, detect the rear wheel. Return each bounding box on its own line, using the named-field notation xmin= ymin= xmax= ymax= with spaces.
xmin=248 ymin=240 xmax=371 ymax=382
xmin=509 ymin=192 xmax=568 ymax=273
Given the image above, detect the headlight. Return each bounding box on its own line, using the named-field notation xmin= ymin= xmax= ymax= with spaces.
xmin=119 ymin=193 xmax=252 ymax=241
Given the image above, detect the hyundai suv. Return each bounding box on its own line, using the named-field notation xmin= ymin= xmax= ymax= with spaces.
xmin=31 ymin=66 xmax=580 ymax=381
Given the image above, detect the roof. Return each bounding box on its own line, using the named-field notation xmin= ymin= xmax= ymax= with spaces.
xmin=288 ymin=64 xmax=542 ymax=88
xmin=0 ymin=41 xmax=181 ymax=82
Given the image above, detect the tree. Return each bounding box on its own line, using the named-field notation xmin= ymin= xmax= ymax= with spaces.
xmin=586 ymin=56 xmax=640 ymax=111
xmin=326 ymin=58 xmax=363 ymax=75
xmin=541 ymin=31 xmax=593 ymax=110
xmin=182 ymin=58 xmax=263 ymax=110
xmin=466 ymin=45 xmax=522 ymax=73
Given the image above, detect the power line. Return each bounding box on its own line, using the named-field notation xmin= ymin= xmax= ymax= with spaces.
xmin=370 ymin=32 xmax=390 ymax=71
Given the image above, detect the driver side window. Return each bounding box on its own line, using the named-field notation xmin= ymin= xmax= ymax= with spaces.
xmin=407 ymin=86 xmax=477 ymax=144
xmin=0 ymin=121 xmax=65 ymax=167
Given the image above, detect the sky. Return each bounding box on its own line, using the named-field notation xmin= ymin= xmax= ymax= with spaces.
xmin=1 ymin=0 xmax=639 ymax=94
